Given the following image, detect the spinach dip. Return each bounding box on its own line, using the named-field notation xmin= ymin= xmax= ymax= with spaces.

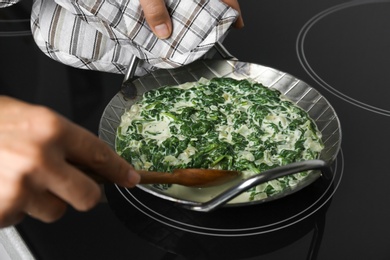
xmin=116 ymin=77 xmax=324 ymax=201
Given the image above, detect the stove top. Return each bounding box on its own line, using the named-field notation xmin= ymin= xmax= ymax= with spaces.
xmin=2 ymin=0 xmax=390 ymax=259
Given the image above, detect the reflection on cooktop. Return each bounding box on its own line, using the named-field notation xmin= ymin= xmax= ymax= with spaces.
xmin=297 ymin=0 xmax=390 ymax=116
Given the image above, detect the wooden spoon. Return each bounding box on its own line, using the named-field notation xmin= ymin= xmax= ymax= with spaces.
xmin=85 ymin=168 xmax=241 ymax=188
xmin=137 ymin=168 xmax=241 ymax=187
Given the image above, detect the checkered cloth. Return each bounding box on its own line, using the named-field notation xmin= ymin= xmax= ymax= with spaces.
xmin=1 ymin=0 xmax=238 ymax=76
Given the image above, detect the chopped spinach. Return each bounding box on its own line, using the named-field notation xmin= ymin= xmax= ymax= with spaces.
xmin=116 ymin=78 xmax=324 ymax=200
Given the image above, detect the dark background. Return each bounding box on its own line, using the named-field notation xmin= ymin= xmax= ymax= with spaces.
xmin=2 ymin=0 xmax=390 ymax=259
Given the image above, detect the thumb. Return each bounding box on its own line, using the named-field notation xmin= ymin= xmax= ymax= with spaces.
xmin=140 ymin=0 xmax=172 ymax=39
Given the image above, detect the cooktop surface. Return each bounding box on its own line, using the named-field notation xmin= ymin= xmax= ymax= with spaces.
xmin=2 ymin=0 xmax=390 ymax=259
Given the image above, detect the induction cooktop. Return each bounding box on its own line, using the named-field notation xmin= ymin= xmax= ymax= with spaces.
xmin=2 ymin=0 xmax=390 ymax=259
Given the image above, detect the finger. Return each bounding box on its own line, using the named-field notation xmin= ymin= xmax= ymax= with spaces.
xmin=140 ymin=0 xmax=172 ymax=39
xmin=24 ymin=190 xmax=67 ymax=223
xmin=60 ymin=121 xmax=140 ymax=188
xmin=44 ymin=162 xmax=101 ymax=212
xmin=222 ymin=0 xmax=244 ymax=29
xmin=0 ymin=201 xmax=25 ymax=228
xmin=0 ymin=177 xmax=27 ymax=227
xmin=0 ymin=209 xmax=25 ymax=228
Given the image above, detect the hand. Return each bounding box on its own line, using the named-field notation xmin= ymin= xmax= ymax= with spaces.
xmin=140 ymin=0 xmax=244 ymax=39
xmin=0 ymin=96 xmax=140 ymax=227
xmin=221 ymin=0 xmax=244 ymax=29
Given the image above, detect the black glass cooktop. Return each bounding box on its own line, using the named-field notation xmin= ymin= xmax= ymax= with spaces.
xmin=3 ymin=0 xmax=390 ymax=259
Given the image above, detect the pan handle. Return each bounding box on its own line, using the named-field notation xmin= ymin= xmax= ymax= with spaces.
xmin=122 ymin=41 xmax=234 ymax=83
xmin=120 ymin=54 xmax=139 ymax=100
xmin=181 ymin=159 xmax=333 ymax=212
xmin=123 ymin=54 xmax=139 ymax=83
xmin=121 ymin=42 xmax=235 ymax=99
xmin=213 ymin=41 xmax=237 ymax=60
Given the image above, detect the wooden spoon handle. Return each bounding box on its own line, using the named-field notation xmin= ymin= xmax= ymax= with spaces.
xmin=80 ymin=166 xmax=175 ymax=185
xmin=137 ymin=170 xmax=176 ymax=184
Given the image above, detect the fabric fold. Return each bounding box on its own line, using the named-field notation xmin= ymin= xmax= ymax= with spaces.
xmin=30 ymin=0 xmax=238 ymax=76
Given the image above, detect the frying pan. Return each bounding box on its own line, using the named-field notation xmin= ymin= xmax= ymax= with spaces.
xmin=98 ymin=43 xmax=342 ymax=211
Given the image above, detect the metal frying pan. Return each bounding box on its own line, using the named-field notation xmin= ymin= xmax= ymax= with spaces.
xmin=98 ymin=43 xmax=342 ymax=211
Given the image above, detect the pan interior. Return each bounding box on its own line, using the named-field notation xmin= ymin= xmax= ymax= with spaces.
xmin=98 ymin=59 xmax=341 ymax=207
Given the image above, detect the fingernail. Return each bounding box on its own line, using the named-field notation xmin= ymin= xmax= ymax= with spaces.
xmin=154 ymin=23 xmax=170 ymax=39
xmin=128 ymin=169 xmax=141 ymax=186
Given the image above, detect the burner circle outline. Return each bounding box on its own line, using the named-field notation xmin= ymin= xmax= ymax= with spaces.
xmin=0 ymin=18 xmax=31 ymax=37
xmin=115 ymin=150 xmax=344 ymax=237
xmin=296 ymin=0 xmax=390 ymax=116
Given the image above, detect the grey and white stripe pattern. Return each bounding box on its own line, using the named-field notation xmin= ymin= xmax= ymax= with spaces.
xmin=1 ymin=0 xmax=238 ymax=76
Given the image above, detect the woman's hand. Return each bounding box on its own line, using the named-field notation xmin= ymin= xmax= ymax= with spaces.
xmin=140 ymin=0 xmax=244 ymax=39
xmin=0 ymin=96 xmax=140 ymax=227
